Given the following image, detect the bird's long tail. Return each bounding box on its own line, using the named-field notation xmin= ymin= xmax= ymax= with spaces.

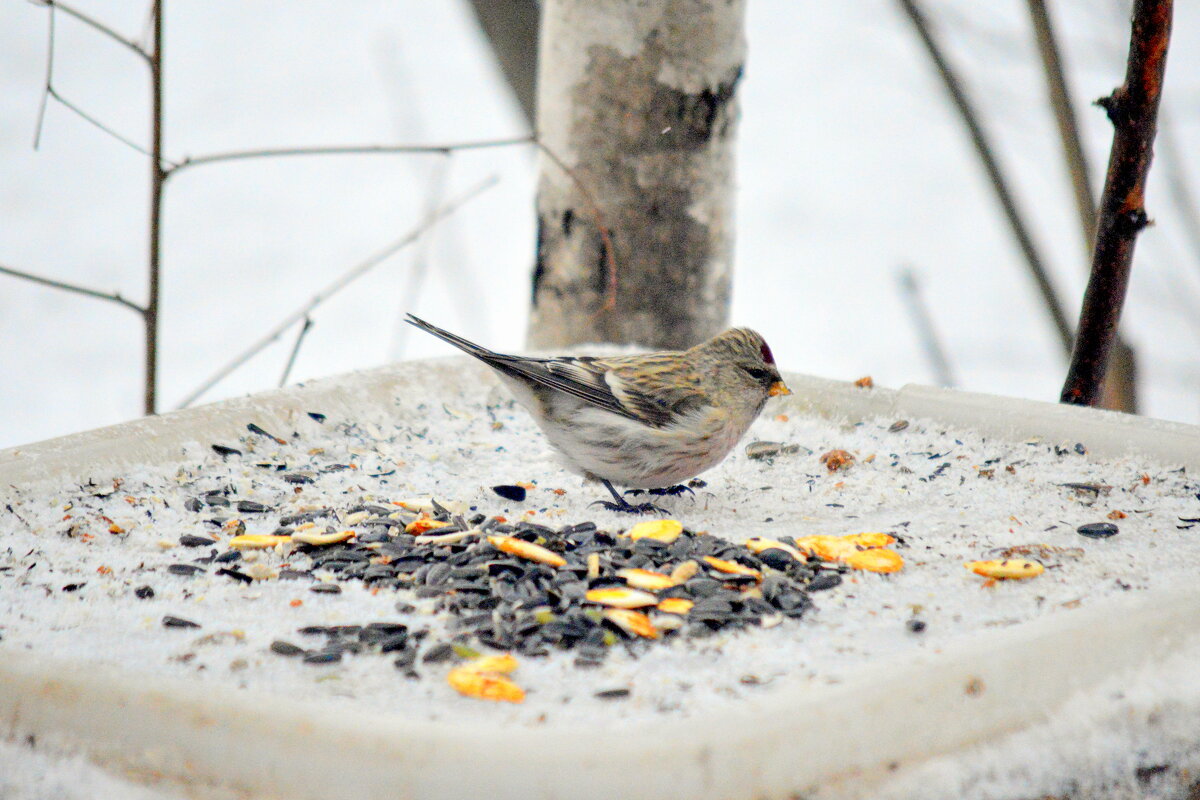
xmin=405 ymin=313 xmax=497 ymax=359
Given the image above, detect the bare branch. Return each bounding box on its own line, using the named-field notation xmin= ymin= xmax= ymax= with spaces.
xmin=166 ymin=135 xmax=533 ymax=178
xmin=32 ymin=1 xmax=55 ymax=149
xmin=534 ymin=140 xmax=619 ymax=314
xmin=278 ymin=317 xmax=314 ymax=388
xmin=174 ymin=174 xmax=500 ymax=410
xmin=1061 ymin=0 xmax=1172 ymax=406
xmin=0 ymin=263 xmax=145 ymax=313
xmin=47 ymin=87 xmax=178 ymax=168
xmin=30 ymin=0 xmax=151 ymax=61
xmin=897 ymin=0 xmax=1074 ymax=356
xmin=1025 ymin=0 xmax=1098 ymax=250
xmin=896 ymin=267 xmax=957 ymax=388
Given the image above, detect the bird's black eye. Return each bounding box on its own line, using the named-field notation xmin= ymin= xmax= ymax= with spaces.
xmin=742 ymin=366 xmax=775 ymax=385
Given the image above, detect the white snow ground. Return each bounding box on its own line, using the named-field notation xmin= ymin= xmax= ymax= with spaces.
xmin=1 ymin=1 xmax=1200 ymax=452
xmin=1 ymin=358 xmax=1199 ymax=797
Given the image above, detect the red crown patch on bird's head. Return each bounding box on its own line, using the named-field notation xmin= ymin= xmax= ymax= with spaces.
xmin=760 ymin=341 xmax=776 ymax=365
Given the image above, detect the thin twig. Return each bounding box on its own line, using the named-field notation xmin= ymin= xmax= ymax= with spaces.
xmin=47 ymin=87 xmax=177 ymax=167
xmin=30 ymin=0 xmax=151 ymax=61
xmin=1025 ymin=0 xmax=1098 ymax=250
xmin=278 ymin=317 xmax=314 ymax=387
xmin=534 ymin=141 xmax=619 ymax=314
xmin=898 ymin=0 xmax=1074 ymax=357
xmin=174 ymin=174 xmax=499 ymax=410
xmin=166 ymin=135 xmax=533 ymax=178
xmin=0 ymin=263 xmax=145 ymax=313
xmin=32 ymin=1 xmax=55 ymax=149
xmin=1060 ymin=0 xmax=1172 ymax=406
xmin=896 ymin=267 xmax=957 ymax=388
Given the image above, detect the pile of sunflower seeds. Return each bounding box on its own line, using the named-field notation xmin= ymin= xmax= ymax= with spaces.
xmin=171 ymin=464 xmax=837 ymax=675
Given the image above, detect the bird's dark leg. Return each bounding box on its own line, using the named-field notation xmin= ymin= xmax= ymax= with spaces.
xmin=590 ymin=479 xmax=666 ymax=514
xmin=645 ymin=484 xmax=694 ymax=497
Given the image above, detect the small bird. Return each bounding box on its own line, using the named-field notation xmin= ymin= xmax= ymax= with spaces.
xmin=406 ymin=314 xmax=791 ymax=513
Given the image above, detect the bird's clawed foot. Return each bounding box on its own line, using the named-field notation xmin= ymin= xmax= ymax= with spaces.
xmin=590 ymin=499 xmax=667 ymax=515
xmin=646 ymin=484 xmax=694 ymax=497
xmin=593 ymin=479 xmax=668 ymax=514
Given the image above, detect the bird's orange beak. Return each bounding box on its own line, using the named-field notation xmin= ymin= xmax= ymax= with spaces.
xmin=768 ymin=380 xmax=792 ymax=397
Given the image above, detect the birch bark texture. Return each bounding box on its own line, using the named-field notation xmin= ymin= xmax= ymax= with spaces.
xmin=529 ymin=0 xmax=746 ymax=350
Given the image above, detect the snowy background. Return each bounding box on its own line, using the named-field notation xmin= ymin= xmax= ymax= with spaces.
xmin=2 ymin=0 xmax=1199 ymax=450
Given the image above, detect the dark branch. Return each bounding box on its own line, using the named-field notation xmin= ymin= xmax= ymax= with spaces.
xmin=898 ymin=0 xmax=1074 ymax=357
xmin=166 ymin=135 xmax=533 ymax=178
xmin=1061 ymin=0 xmax=1172 ymax=406
xmin=174 ymin=174 xmax=499 ymax=409
xmin=31 ymin=0 xmax=151 ymax=62
xmin=0 ymin=263 xmax=145 ymax=313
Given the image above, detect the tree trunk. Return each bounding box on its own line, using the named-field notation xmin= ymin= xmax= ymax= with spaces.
xmin=529 ymin=0 xmax=746 ymax=350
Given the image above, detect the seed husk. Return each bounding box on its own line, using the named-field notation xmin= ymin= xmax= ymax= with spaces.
xmin=966 ymin=559 xmax=1044 ymax=579
xmin=616 ymin=568 xmax=676 ymax=591
xmin=446 ymin=665 xmax=525 ymax=703
xmin=744 ymin=537 xmax=806 ymax=562
xmin=603 ymin=608 xmax=659 ymax=639
xmin=701 ymin=556 xmax=761 ymax=581
xmin=585 ymin=587 xmax=658 ymax=609
xmin=625 ymin=519 xmax=683 ymax=544
xmin=228 ymin=534 xmax=291 ymax=550
xmin=292 ymin=529 xmax=354 ymax=546
xmin=487 ymin=535 xmax=566 ymax=568
xmin=844 ymin=548 xmax=904 ymax=573
xmin=656 ymin=597 xmax=694 ymax=615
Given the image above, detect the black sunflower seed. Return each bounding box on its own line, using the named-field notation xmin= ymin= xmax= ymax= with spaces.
xmin=168 ymin=564 xmax=205 ymax=576
xmin=180 ymin=534 xmax=216 ymax=547
xmin=1077 ymin=522 xmax=1119 ymax=539
xmin=270 ymin=640 xmax=305 ymax=656
xmin=162 ymin=615 xmax=200 ymax=629
xmin=492 ymin=485 xmax=527 ymax=502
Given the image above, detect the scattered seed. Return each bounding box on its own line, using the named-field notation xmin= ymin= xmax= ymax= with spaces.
xmin=162 ymin=615 xmax=200 ymax=629
xmin=167 ymin=564 xmax=205 ymax=576
xmin=656 ymin=597 xmax=694 ymax=615
xmin=292 ymin=529 xmax=354 ymax=546
xmin=669 ymin=560 xmax=700 ymax=583
xmin=1077 ymin=522 xmax=1119 ymax=539
xmin=616 ymin=568 xmax=676 ymax=591
xmin=492 ymin=485 xmax=527 ymax=502
xmin=270 ymin=640 xmax=305 ymax=657
xmin=603 ymin=609 xmax=658 ymax=639
xmin=594 ymin=688 xmax=631 ymax=700
xmin=965 ymin=559 xmax=1044 ymax=579
xmin=585 ymin=587 xmax=658 ymax=609
xmin=134 ymin=585 xmax=155 ymax=599
xmin=446 ymin=665 xmax=524 ymax=703
xmin=487 ymin=535 xmax=566 ymax=568
xmin=888 ymin=420 xmax=909 ymax=433
xmin=406 ymin=518 xmax=452 ymax=535
xmin=179 ymin=534 xmax=216 ymax=548
xmin=625 ymin=519 xmax=683 ymax=544
xmin=310 ymin=583 xmax=341 ymax=594
xmin=844 ymin=549 xmax=904 ymax=573
xmin=228 ymin=534 xmax=291 ymax=550
xmin=701 ymin=556 xmax=761 ymax=580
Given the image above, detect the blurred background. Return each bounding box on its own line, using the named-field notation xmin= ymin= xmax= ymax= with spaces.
xmin=1 ymin=0 xmax=1198 ymax=449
